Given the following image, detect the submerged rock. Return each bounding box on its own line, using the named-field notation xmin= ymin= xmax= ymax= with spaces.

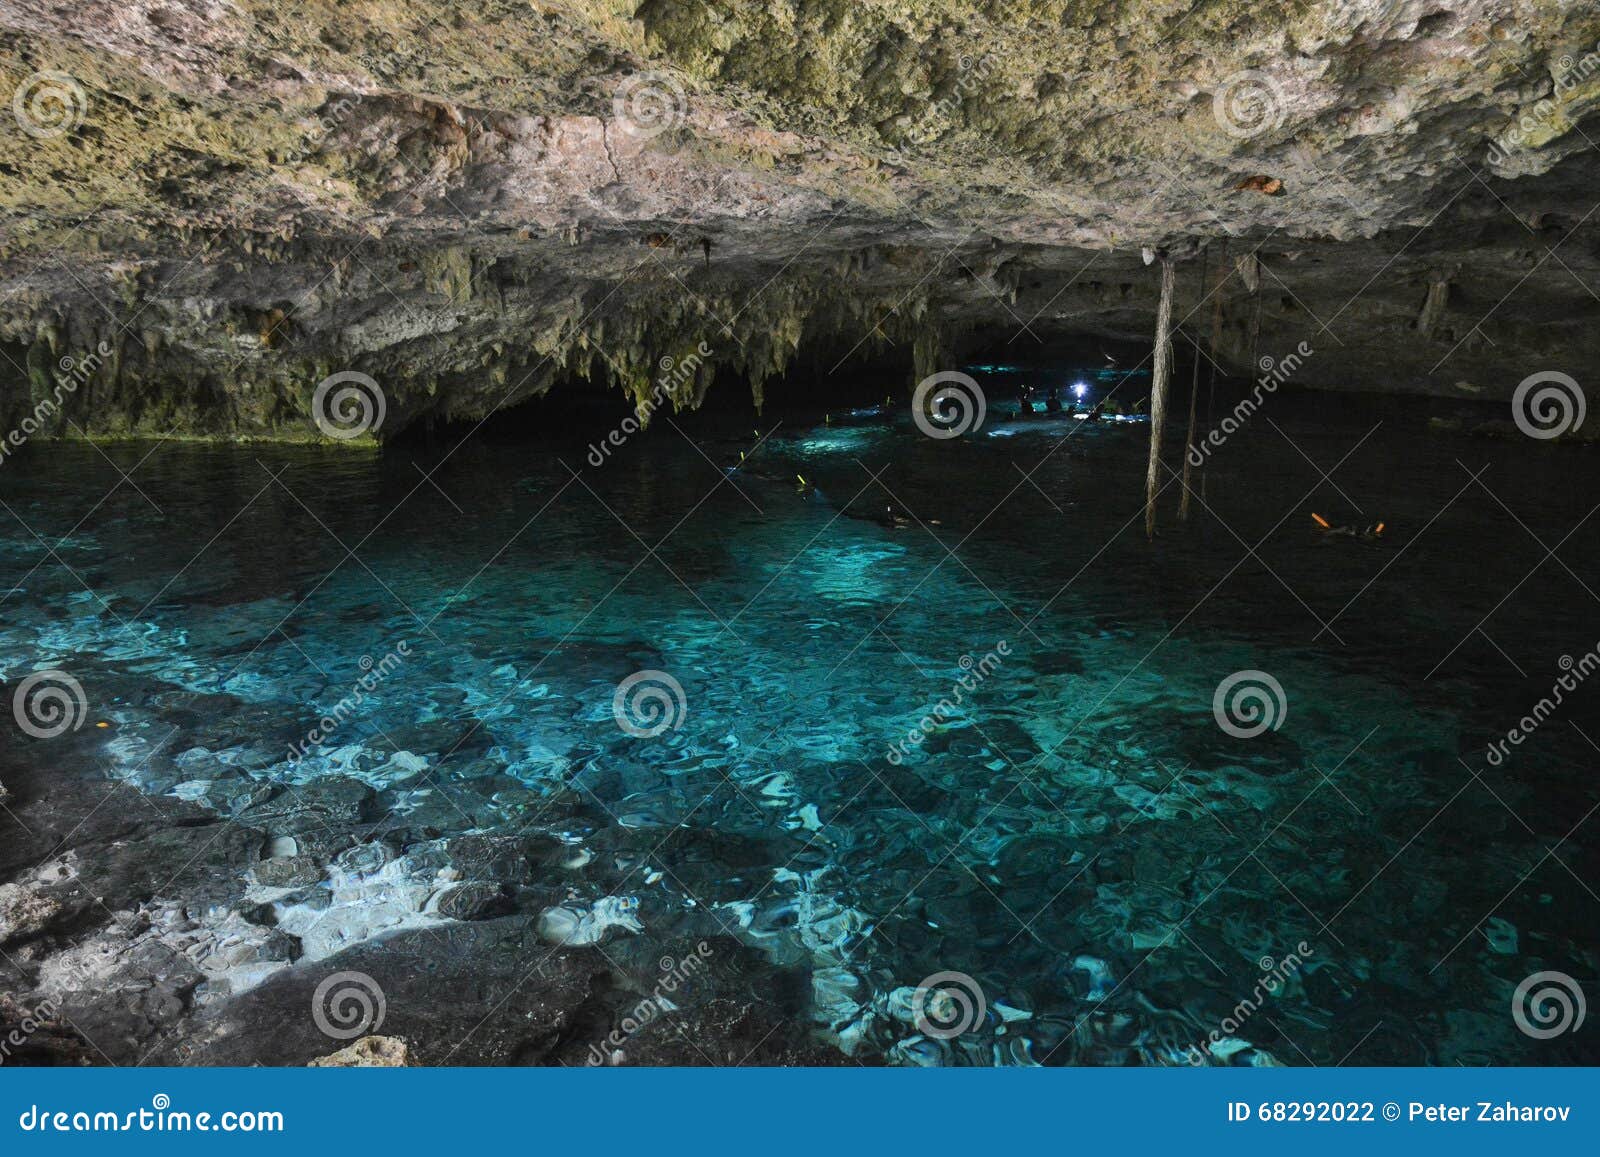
xmin=249 ymin=854 xmax=323 ymax=892
xmin=0 ymin=883 xmax=62 ymax=945
xmin=536 ymin=896 xmax=644 ymax=947
xmin=430 ymin=882 xmax=512 ymax=922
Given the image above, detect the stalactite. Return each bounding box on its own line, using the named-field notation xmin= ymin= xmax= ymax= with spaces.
xmin=1416 ymin=273 xmax=1450 ymax=337
xmin=1145 ymin=256 xmax=1175 ymax=541
xmin=1237 ymin=252 xmax=1260 ymax=294
xmin=25 ymin=337 xmax=54 ymax=425
xmin=911 ymin=323 xmax=941 ymax=387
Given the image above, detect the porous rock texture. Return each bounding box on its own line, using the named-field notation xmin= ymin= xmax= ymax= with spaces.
xmin=0 ymin=738 xmax=841 ymax=1066
xmin=1 ymin=0 xmax=1598 ymax=441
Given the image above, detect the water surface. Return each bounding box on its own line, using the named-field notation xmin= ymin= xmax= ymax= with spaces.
xmin=2 ymin=388 xmax=1596 ymax=1065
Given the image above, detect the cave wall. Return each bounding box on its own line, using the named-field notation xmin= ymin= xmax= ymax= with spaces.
xmin=1 ymin=0 xmax=1598 ymax=442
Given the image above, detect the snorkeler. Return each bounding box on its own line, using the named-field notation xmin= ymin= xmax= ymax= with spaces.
xmin=843 ymin=503 xmax=940 ymax=529
xmin=1311 ymin=512 xmax=1387 ymax=542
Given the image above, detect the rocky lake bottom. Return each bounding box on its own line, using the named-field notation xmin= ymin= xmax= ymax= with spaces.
xmin=1 ymin=389 xmax=1596 ymax=1066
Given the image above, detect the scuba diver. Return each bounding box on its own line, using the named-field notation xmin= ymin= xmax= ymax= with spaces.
xmin=1045 ymin=385 xmax=1063 ymax=414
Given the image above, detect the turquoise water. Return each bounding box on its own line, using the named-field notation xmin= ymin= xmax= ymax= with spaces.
xmin=1 ymin=390 xmax=1596 ymax=1065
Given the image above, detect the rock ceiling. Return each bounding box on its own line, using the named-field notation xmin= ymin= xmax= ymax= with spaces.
xmin=1 ymin=0 xmax=1597 ymax=437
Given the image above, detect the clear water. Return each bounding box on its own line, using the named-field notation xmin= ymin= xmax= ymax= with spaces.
xmin=2 ymin=388 xmax=1596 ymax=1066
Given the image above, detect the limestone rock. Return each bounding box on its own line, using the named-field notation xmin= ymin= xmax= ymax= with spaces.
xmin=308 ymin=1035 xmax=410 ymax=1068
xmin=249 ymin=854 xmax=324 ymax=891
xmin=429 ymin=882 xmax=511 ymax=922
xmin=0 ymin=1 xmax=1596 ymax=429
xmin=0 ymin=883 xmax=62 ymax=945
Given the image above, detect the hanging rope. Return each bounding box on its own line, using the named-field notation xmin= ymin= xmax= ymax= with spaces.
xmin=1145 ymin=256 xmax=1176 ymax=541
xmin=1247 ymin=255 xmax=1264 ymax=389
xmin=1178 ymin=243 xmax=1211 ymax=521
xmin=1197 ymin=238 xmax=1230 ymax=509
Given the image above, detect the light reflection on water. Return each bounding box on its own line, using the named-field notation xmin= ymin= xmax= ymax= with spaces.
xmin=1 ymin=392 xmax=1596 ymax=1066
